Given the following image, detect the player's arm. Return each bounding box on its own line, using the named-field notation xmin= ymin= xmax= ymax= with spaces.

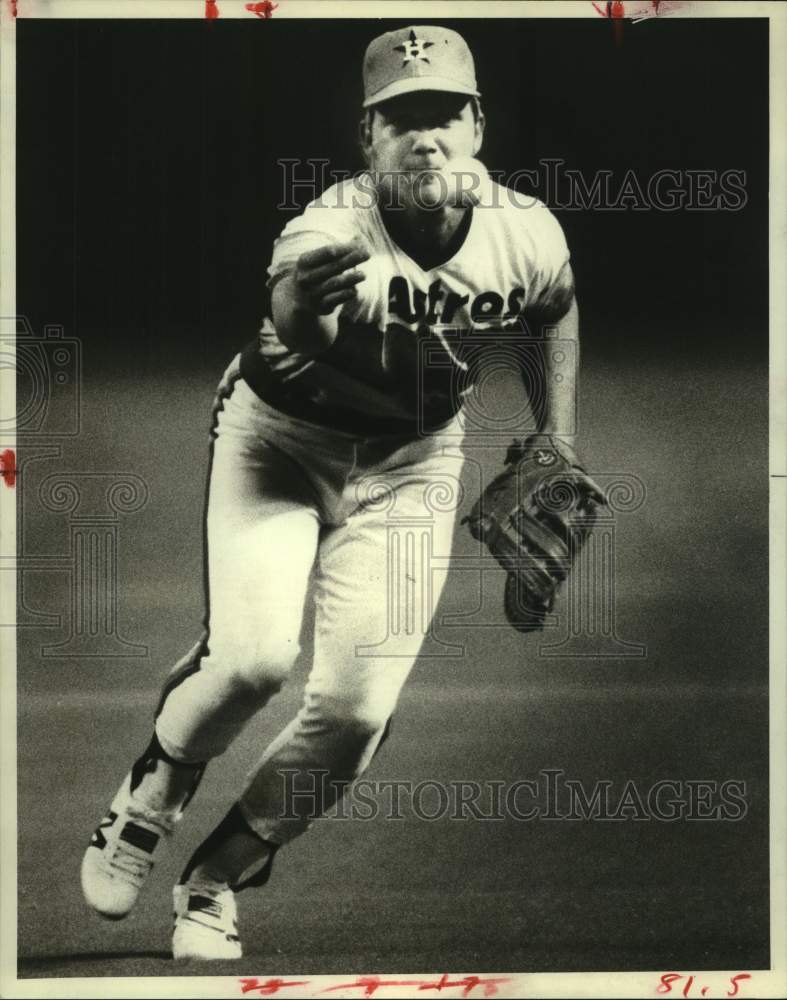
xmin=527 ymin=259 xmax=578 ymax=437
xmin=536 ymin=293 xmax=578 ymax=436
xmin=465 ymin=261 xmax=602 ymax=636
xmin=271 ymin=241 xmax=369 ymax=356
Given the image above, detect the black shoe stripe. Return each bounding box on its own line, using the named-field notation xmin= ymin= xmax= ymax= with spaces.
xmin=90 ymin=811 xmax=117 ymax=849
xmin=180 ymin=915 xmax=231 ymax=934
xmin=119 ymin=821 xmax=159 ymax=854
xmin=187 ymin=894 xmax=223 ymax=918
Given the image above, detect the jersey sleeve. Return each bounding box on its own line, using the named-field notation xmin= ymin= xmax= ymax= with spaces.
xmin=267 ymin=182 xmax=363 ymax=287
xmin=525 ymin=202 xmax=574 ymax=322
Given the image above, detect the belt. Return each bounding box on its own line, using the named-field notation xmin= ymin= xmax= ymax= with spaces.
xmin=239 ymin=340 xmax=457 ymax=438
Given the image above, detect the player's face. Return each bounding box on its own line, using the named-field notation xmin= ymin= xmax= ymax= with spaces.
xmin=363 ymin=92 xmax=485 ymax=210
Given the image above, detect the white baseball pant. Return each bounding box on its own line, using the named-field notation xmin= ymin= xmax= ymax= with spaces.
xmin=154 ymin=354 xmax=466 ymax=844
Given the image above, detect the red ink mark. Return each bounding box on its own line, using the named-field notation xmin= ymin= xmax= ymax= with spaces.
xmin=591 ymin=0 xmax=626 ymax=44
xmin=245 ymin=1 xmax=277 ymax=17
xmin=727 ymin=974 xmax=752 ymax=998
xmin=320 ymin=975 xmax=510 ymax=998
xmin=239 ymin=978 xmax=312 ymax=996
xmin=7 ymin=0 xmax=18 ymax=18
xmin=205 ymin=0 xmax=220 ymax=17
xmin=322 ymin=979 xmax=410 ymax=998
xmin=419 ymin=975 xmax=510 ymax=998
xmin=656 ymin=974 xmax=752 ymax=999
xmin=0 ymin=449 xmax=16 ymax=488
xmin=611 ymin=1 xmax=625 ymax=45
xmin=593 ymin=0 xmax=683 ymax=19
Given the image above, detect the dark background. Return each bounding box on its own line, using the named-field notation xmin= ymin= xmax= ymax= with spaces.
xmin=18 ymin=17 xmax=768 ymax=366
xmin=15 ymin=16 xmax=770 ymax=980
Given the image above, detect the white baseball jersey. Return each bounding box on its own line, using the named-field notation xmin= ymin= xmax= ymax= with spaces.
xmin=240 ymin=174 xmax=571 ymax=433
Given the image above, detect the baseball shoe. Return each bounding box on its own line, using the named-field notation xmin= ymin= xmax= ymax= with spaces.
xmin=81 ymin=772 xmax=179 ymax=919
xmin=172 ymin=881 xmax=242 ymax=960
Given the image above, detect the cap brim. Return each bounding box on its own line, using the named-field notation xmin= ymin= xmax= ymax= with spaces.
xmin=363 ymin=76 xmax=480 ymax=108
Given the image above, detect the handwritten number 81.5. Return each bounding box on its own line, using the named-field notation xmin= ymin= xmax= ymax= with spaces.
xmin=657 ymin=973 xmax=752 ymax=997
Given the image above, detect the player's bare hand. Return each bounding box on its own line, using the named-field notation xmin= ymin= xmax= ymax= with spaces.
xmin=292 ymin=241 xmax=370 ymax=315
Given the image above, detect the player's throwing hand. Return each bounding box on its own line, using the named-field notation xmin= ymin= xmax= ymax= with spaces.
xmin=290 ymin=240 xmax=370 ymax=315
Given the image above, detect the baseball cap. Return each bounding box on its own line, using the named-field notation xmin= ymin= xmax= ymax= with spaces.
xmin=362 ymin=26 xmax=480 ymax=109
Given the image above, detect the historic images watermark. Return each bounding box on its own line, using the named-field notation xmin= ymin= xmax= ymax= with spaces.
xmin=277 ymin=769 xmax=749 ymax=823
xmin=2 ymin=315 xmax=149 ymax=656
xmin=277 ymin=158 xmax=748 ymax=213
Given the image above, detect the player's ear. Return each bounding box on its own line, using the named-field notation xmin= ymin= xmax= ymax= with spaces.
xmin=472 ymin=101 xmax=486 ymax=157
xmin=358 ymin=109 xmax=374 ymax=167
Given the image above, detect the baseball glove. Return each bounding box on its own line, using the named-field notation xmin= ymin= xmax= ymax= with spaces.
xmin=463 ymin=434 xmax=605 ymax=633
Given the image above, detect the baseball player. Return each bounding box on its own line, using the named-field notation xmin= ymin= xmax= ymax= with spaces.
xmin=81 ymin=25 xmax=595 ymax=960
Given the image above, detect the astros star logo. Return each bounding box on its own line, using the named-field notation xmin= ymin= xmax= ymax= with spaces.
xmin=394 ymin=29 xmax=434 ymax=65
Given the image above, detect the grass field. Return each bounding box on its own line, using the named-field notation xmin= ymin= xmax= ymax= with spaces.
xmin=15 ymin=356 xmax=771 ymax=979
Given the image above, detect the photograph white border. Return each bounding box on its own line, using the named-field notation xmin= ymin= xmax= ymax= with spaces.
xmin=1 ymin=2 xmax=784 ymax=998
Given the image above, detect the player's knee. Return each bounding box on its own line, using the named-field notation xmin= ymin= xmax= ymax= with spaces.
xmin=211 ymin=636 xmax=300 ymax=696
xmin=318 ymin=693 xmax=392 ymax=738
xmin=234 ymin=641 xmax=299 ymax=693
